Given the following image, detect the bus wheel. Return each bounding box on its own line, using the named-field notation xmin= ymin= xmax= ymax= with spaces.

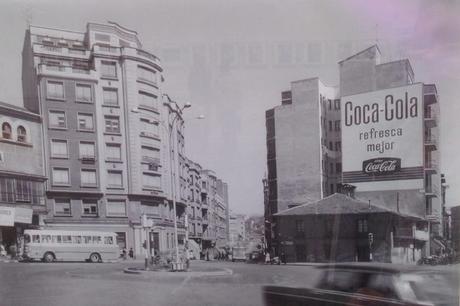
xmin=43 ymin=252 xmax=55 ymax=263
xmin=89 ymin=253 xmax=101 ymax=263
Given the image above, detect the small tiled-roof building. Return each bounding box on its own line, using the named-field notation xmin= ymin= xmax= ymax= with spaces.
xmin=274 ymin=193 xmax=428 ymax=264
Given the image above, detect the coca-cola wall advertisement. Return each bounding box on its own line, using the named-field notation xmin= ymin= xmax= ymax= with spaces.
xmin=341 ymin=83 xmax=424 ymax=191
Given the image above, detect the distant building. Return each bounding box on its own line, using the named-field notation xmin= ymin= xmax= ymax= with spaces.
xmin=229 ymin=213 xmax=245 ymax=244
xmin=0 ymin=102 xmax=46 ymax=249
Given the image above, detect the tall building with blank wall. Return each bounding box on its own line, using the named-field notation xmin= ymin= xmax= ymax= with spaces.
xmin=265 ymin=45 xmax=443 ymax=257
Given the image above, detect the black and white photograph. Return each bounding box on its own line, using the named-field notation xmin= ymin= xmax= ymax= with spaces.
xmin=0 ymin=0 xmax=459 ymax=305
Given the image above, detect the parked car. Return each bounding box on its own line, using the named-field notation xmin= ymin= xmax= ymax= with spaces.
xmin=263 ymin=262 xmax=458 ymax=306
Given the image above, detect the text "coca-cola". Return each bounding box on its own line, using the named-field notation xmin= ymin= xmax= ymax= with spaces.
xmin=362 ymin=158 xmax=401 ymax=176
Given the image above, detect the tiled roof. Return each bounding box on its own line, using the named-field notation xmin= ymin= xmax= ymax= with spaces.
xmin=274 ymin=193 xmax=422 ymax=220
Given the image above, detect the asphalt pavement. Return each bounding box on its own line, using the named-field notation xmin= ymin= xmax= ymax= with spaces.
xmin=0 ymin=259 xmax=321 ymax=306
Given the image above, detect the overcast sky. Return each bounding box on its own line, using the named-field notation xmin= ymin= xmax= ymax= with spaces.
xmin=0 ymin=0 xmax=459 ymax=216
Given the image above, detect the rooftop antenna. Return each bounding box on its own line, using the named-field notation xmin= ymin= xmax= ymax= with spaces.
xmin=23 ymin=5 xmax=33 ymax=26
xmin=374 ymin=24 xmax=379 ymax=45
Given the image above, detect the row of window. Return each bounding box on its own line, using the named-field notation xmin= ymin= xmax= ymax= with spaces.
xmin=322 ymin=118 xmax=341 ymax=132
xmin=0 ymin=178 xmax=44 ymax=205
xmin=51 ymin=167 xmax=161 ymax=189
xmin=50 ymin=140 xmax=122 ymax=160
xmin=321 ymin=97 xmax=341 ymax=111
xmin=46 ymin=64 xmax=157 ymax=102
xmin=49 ymin=110 xmax=121 ymax=134
xmin=322 ymin=139 xmax=342 ymax=152
xmin=47 ymin=81 xmax=119 ymax=105
xmin=1 ymin=123 xmax=27 ymax=143
xmin=322 ymin=160 xmax=342 ymax=175
xmin=54 ymin=198 xmax=126 ymax=217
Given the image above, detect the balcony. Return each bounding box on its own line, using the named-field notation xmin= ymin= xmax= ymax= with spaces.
xmin=37 ymin=64 xmax=97 ymax=81
xmin=142 ymin=156 xmax=160 ymax=165
xmin=33 ymin=44 xmax=90 ymax=60
xmin=424 ymin=160 xmax=437 ymax=174
xmin=121 ymin=47 xmax=161 ymax=70
xmin=424 ymin=184 xmax=439 ymax=198
xmin=426 ymin=214 xmax=441 ymax=224
xmin=423 ymin=84 xmax=438 ymax=106
xmin=424 ymin=136 xmax=437 ymax=151
xmin=92 ymin=44 xmax=121 ymax=56
xmin=322 ymin=145 xmax=341 ymax=159
xmin=424 ymin=112 xmax=437 ymax=128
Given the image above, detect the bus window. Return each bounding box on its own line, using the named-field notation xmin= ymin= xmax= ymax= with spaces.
xmin=92 ymin=236 xmax=101 ymax=244
xmin=63 ymin=235 xmax=72 ymax=243
xmin=52 ymin=235 xmax=62 ymax=243
xmin=104 ymin=236 xmax=113 ymax=245
xmin=72 ymin=236 xmax=82 ymax=244
xmin=24 ymin=234 xmax=31 ymax=244
xmin=41 ymin=235 xmax=51 ymax=243
xmin=32 ymin=235 xmax=40 ymax=243
xmin=83 ymin=236 xmax=91 ymax=244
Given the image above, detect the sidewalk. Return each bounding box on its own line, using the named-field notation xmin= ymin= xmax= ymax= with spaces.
xmin=0 ymin=256 xmax=19 ymax=263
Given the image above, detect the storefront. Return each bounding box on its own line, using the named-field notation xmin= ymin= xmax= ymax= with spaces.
xmin=0 ymin=206 xmax=34 ymax=254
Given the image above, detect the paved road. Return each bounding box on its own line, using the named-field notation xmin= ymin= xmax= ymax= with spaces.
xmin=0 ymin=260 xmax=321 ymax=306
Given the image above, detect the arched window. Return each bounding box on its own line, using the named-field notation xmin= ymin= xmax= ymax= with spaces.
xmin=17 ymin=126 xmax=27 ymax=142
xmin=2 ymin=122 xmax=11 ymax=139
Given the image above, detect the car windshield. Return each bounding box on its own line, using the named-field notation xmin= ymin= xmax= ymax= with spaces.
xmin=398 ymin=272 xmax=458 ymax=302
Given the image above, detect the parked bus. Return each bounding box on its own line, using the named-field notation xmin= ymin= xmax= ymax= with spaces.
xmin=22 ymin=230 xmax=119 ymax=263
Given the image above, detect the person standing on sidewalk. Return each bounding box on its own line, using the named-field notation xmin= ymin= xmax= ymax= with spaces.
xmin=128 ymin=247 xmax=134 ymax=259
xmin=142 ymin=241 xmax=149 ymax=270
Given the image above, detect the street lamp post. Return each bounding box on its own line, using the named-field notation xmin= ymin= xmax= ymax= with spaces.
xmin=167 ymin=101 xmax=191 ymax=271
xmin=166 ymin=100 xmax=204 ymax=271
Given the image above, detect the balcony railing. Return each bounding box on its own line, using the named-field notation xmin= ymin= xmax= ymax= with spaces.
xmin=34 ymin=44 xmax=90 ymax=59
xmin=142 ymin=156 xmax=160 ymax=165
xmin=37 ymin=64 xmax=96 ymax=79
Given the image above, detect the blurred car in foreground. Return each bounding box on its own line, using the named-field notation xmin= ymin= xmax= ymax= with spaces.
xmin=263 ymin=262 xmax=459 ymax=306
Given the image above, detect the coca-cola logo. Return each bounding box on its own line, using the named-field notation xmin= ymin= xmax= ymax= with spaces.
xmin=362 ymin=158 xmax=401 ymax=176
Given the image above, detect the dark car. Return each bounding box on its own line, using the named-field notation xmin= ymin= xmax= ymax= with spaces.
xmin=263 ymin=262 xmax=459 ymax=306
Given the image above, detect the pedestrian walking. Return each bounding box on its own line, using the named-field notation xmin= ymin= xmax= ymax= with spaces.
xmin=122 ymin=247 xmax=127 ymax=260
xmin=129 ymin=247 xmax=134 ymax=259
xmin=265 ymin=252 xmax=270 ymax=264
xmin=142 ymin=241 xmax=149 ymax=270
xmin=185 ymin=249 xmax=190 ymax=271
xmin=0 ymin=242 xmax=6 ymax=257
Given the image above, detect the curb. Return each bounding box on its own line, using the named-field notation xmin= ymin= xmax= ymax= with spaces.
xmin=123 ymin=267 xmax=233 ymax=277
xmin=0 ymin=259 xmax=19 ymax=263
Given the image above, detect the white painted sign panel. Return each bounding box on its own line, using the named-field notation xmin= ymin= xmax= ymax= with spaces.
xmin=0 ymin=207 xmax=15 ymax=226
xmin=341 ymin=83 xmax=424 ymax=191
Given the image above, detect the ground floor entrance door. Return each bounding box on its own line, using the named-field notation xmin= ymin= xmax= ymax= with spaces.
xmin=150 ymin=232 xmax=159 ymax=256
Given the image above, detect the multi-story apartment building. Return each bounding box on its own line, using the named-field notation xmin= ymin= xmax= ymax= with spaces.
xmin=21 ymin=22 xmax=187 ymax=257
xmin=265 ymin=45 xmax=442 ymax=257
xmin=229 ymin=213 xmax=246 ymax=244
xmin=186 ymin=159 xmax=205 ymax=242
xmin=187 ymin=169 xmax=229 ymax=250
xmin=0 ymin=102 xmax=46 ymax=249
xmin=265 ymin=77 xmax=339 ymax=253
